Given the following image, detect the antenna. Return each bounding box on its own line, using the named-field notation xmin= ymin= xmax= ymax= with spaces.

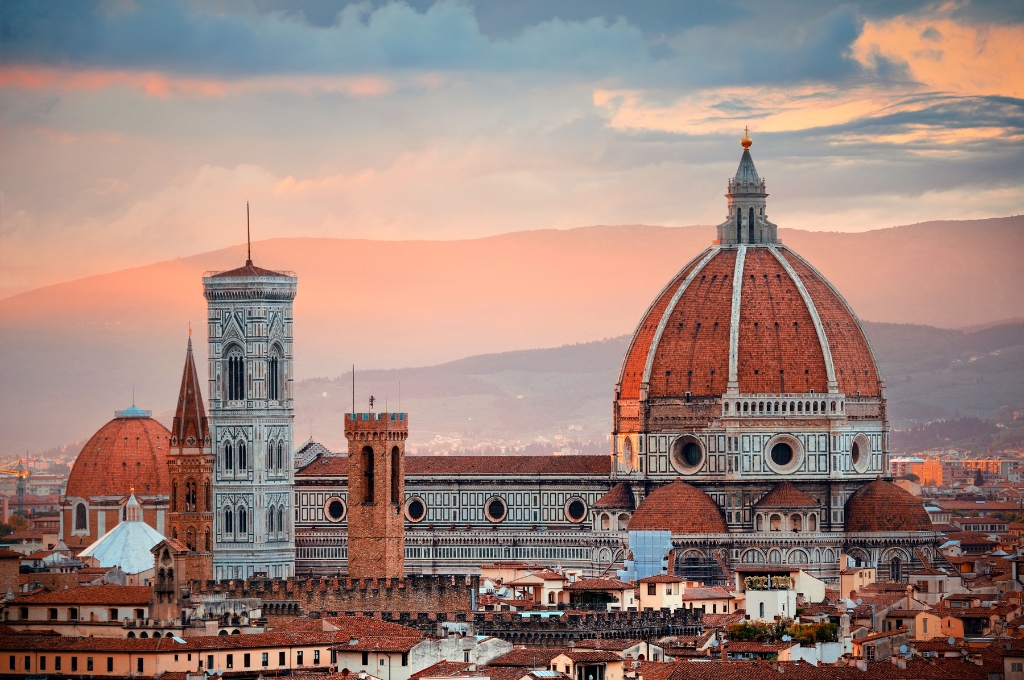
xmin=246 ymin=201 xmax=252 ymax=264
xmin=352 ymin=365 xmax=355 ymax=414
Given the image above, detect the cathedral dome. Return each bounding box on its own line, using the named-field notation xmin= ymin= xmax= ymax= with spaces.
xmin=628 ymin=480 xmax=727 ymax=534
xmin=844 ymin=479 xmax=932 ymax=533
xmin=65 ymin=407 xmax=171 ymax=499
xmin=616 ymin=244 xmax=881 ymax=404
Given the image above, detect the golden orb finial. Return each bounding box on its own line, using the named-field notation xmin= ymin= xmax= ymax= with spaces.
xmin=741 ymin=125 xmax=752 ymax=149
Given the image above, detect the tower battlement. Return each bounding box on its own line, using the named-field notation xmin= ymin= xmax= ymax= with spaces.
xmin=344 ymin=412 xmax=408 ymax=440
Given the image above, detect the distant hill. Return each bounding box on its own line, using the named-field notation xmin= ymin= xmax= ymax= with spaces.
xmin=291 ymin=321 xmax=1024 ymax=453
xmin=1 ymin=216 xmax=1021 ymax=455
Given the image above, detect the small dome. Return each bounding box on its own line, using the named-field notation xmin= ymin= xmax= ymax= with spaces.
xmin=628 ymin=480 xmax=727 ymax=534
xmin=754 ymin=482 xmax=820 ymax=509
xmin=844 ymin=480 xmax=932 ymax=533
xmin=593 ymin=483 xmax=635 ymax=510
xmin=65 ymin=410 xmax=171 ymax=499
xmin=79 ymin=493 xmax=163 ymax=574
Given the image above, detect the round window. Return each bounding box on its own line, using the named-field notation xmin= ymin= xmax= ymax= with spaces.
xmin=851 ymin=434 xmax=871 ymax=474
xmin=565 ymin=498 xmax=587 ymax=523
xmin=405 ymin=497 xmax=426 ymax=522
xmin=669 ymin=435 xmax=704 ymax=474
xmin=485 ymin=497 xmax=507 ymax=523
xmin=771 ymin=442 xmax=793 ymax=466
xmin=324 ymin=497 xmax=347 ymax=522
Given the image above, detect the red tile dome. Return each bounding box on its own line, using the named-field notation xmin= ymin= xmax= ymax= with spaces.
xmin=844 ymin=479 xmax=932 ymax=533
xmin=628 ymin=479 xmax=727 ymax=534
xmin=65 ymin=410 xmax=171 ymax=499
xmin=616 ymin=244 xmax=880 ymax=406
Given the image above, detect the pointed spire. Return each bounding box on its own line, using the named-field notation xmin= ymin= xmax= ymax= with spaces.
xmin=171 ymin=334 xmax=209 ymax=451
xmin=734 ymin=128 xmax=760 ymax=184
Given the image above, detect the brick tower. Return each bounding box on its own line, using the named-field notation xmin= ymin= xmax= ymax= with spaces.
xmin=344 ymin=411 xmax=407 ymax=578
xmin=166 ymin=335 xmax=214 ymax=582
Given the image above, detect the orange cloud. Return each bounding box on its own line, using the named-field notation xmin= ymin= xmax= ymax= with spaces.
xmin=0 ymin=66 xmax=393 ymax=98
xmin=853 ymin=12 xmax=1024 ymax=97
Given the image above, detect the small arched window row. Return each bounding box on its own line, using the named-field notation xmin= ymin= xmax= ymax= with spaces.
xmin=221 ymin=440 xmax=249 ymax=473
xmin=724 ymin=398 xmax=843 ymax=416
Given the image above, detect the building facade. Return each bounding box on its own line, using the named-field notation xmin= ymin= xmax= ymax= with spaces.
xmin=204 ymin=260 xmax=298 ymax=580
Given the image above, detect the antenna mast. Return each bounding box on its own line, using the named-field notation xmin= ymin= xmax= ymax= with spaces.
xmin=246 ymin=201 xmax=252 ymax=264
xmin=352 ymin=365 xmax=355 ymax=414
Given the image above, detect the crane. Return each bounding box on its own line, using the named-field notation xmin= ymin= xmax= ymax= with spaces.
xmin=0 ymin=460 xmax=29 ymax=519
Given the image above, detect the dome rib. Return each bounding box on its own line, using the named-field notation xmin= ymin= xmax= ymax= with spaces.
xmin=627 ymin=480 xmax=727 ymax=534
xmin=768 ymin=246 xmax=837 ymax=392
xmin=641 ymin=247 xmax=720 ymax=385
xmin=65 ymin=414 xmax=171 ymax=499
xmin=727 ymin=245 xmax=748 ymax=389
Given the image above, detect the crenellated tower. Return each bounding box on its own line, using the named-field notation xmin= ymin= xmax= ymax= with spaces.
xmin=165 ymin=335 xmax=214 ymax=582
xmin=344 ymin=411 xmax=407 ymax=578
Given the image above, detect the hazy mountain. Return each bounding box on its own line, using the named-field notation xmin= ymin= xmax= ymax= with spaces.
xmin=1 ymin=216 xmax=1022 ymax=456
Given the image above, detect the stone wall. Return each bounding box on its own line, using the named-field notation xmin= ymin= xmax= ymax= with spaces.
xmin=190 ymin=574 xmax=477 ymax=614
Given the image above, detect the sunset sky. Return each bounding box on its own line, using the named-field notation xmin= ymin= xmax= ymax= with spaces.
xmin=1 ymin=0 xmax=1022 ymax=298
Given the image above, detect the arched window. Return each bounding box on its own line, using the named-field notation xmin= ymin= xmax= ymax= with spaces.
xmin=831 ymin=401 xmax=836 ymax=412
xmin=239 ymin=508 xmax=248 ymax=534
xmin=204 ymin=481 xmax=211 ymax=511
xmin=770 ymin=514 xmax=782 ymax=531
xmin=391 ymin=446 xmax=401 ymax=505
xmin=277 ymin=442 xmax=284 ymax=470
xmin=790 ymin=514 xmax=802 ymax=532
xmin=171 ymin=481 xmax=178 ymax=512
xmin=755 ymin=514 xmax=763 ymax=531
xmin=74 ymin=503 xmax=87 ymax=530
xmin=227 ymin=348 xmax=245 ymax=401
xmin=277 ymin=508 xmax=284 ymax=536
xmin=237 ymin=442 xmax=247 ymax=471
xmin=809 ymin=513 xmax=817 ymax=531
xmin=224 ymin=507 xmax=234 ymax=534
xmin=797 ymin=402 xmax=802 ymax=412
xmin=362 ymin=446 xmax=375 ymax=503
xmin=268 ymin=506 xmax=275 ymax=534
xmin=601 ymin=514 xmax=610 ymax=531
xmin=812 ymin=401 xmax=818 ymax=413
xmin=185 ymin=481 xmax=196 ymax=512
xmin=267 ymin=348 xmax=281 ymax=402
xmin=186 ymin=527 xmax=196 ymax=551
xmin=204 ymin=527 xmax=211 ymax=551
xmin=891 ymin=557 xmax=903 ymax=582
xmin=736 ymin=207 xmax=742 ymax=242
xmin=548 ymin=592 xmax=555 ymax=604
xmin=749 ymin=206 xmax=755 ymax=242
xmin=224 ymin=442 xmax=233 ymax=471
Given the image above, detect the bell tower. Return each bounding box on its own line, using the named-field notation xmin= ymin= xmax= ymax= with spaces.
xmin=344 ymin=410 xmax=407 ymax=578
xmin=166 ymin=334 xmax=214 ymax=582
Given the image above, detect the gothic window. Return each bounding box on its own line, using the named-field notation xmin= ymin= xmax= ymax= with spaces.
xmin=74 ymin=503 xmax=87 ymax=532
xmin=224 ymin=507 xmax=234 ymax=534
xmin=171 ymin=481 xmax=178 ymax=512
xmin=204 ymin=527 xmax=211 ymax=552
xmin=277 ymin=508 xmax=284 ymax=536
xmin=736 ymin=208 xmax=742 ymax=242
xmin=204 ymin=481 xmax=211 ymax=511
xmin=224 ymin=442 xmax=233 ymax=471
xmin=268 ymin=506 xmax=275 ymax=534
xmin=172 ymin=528 xmax=178 ymax=539
xmin=390 ymin=446 xmax=401 ymax=505
xmin=186 ymin=527 xmax=196 ymax=551
xmin=362 ymin=446 xmax=375 ymax=504
xmin=268 ymin=348 xmax=281 ymax=402
xmin=277 ymin=442 xmax=284 ymax=470
xmin=749 ymin=206 xmax=755 ymax=242
xmin=238 ymin=442 xmax=247 ymax=471
xmin=185 ymin=481 xmax=197 ymax=512
xmin=239 ymin=508 xmax=248 ymax=534
xmin=227 ymin=348 xmax=245 ymax=401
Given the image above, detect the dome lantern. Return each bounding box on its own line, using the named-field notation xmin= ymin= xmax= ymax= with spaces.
xmin=717 ymin=128 xmax=778 ymax=245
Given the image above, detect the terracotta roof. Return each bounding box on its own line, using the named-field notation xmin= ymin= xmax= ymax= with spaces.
xmin=65 ymin=414 xmax=171 ymax=499
xmin=170 ymin=338 xmax=209 ymax=450
xmin=616 ymin=244 xmax=881 ymax=403
xmin=628 ymin=480 xmax=728 ymax=534
xmin=679 ymin=587 xmax=732 ymax=601
xmin=14 ymin=585 xmax=152 ymax=606
xmin=593 ymin=483 xmax=635 ymax=509
xmin=725 ymin=641 xmax=795 ymax=653
xmin=844 ymin=480 xmax=933 ymax=533
xmin=411 ymin=661 xmax=474 ymax=680
xmin=298 ymin=454 xmax=610 ymax=477
xmin=564 ymin=578 xmax=631 ymax=591
xmin=209 ymin=261 xmax=290 ymax=278
xmin=702 ymin=613 xmax=745 ymax=628
xmin=638 ymin=574 xmax=684 ymax=583
xmin=575 ymin=638 xmax=644 ymax=651
xmin=0 ymin=549 xmax=21 ymax=559
xmin=754 ymin=482 xmax=819 ymax=508
xmin=563 ymin=651 xmax=623 ymax=663
xmin=490 ymin=648 xmax=568 ymax=667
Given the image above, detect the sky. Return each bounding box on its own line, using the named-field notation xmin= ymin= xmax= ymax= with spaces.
xmin=1 ymin=0 xmax=1022 ymax=298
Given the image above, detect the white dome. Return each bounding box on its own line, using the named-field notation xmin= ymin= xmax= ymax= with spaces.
xmin=79 ymin=493 xmax=163 ymax=574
